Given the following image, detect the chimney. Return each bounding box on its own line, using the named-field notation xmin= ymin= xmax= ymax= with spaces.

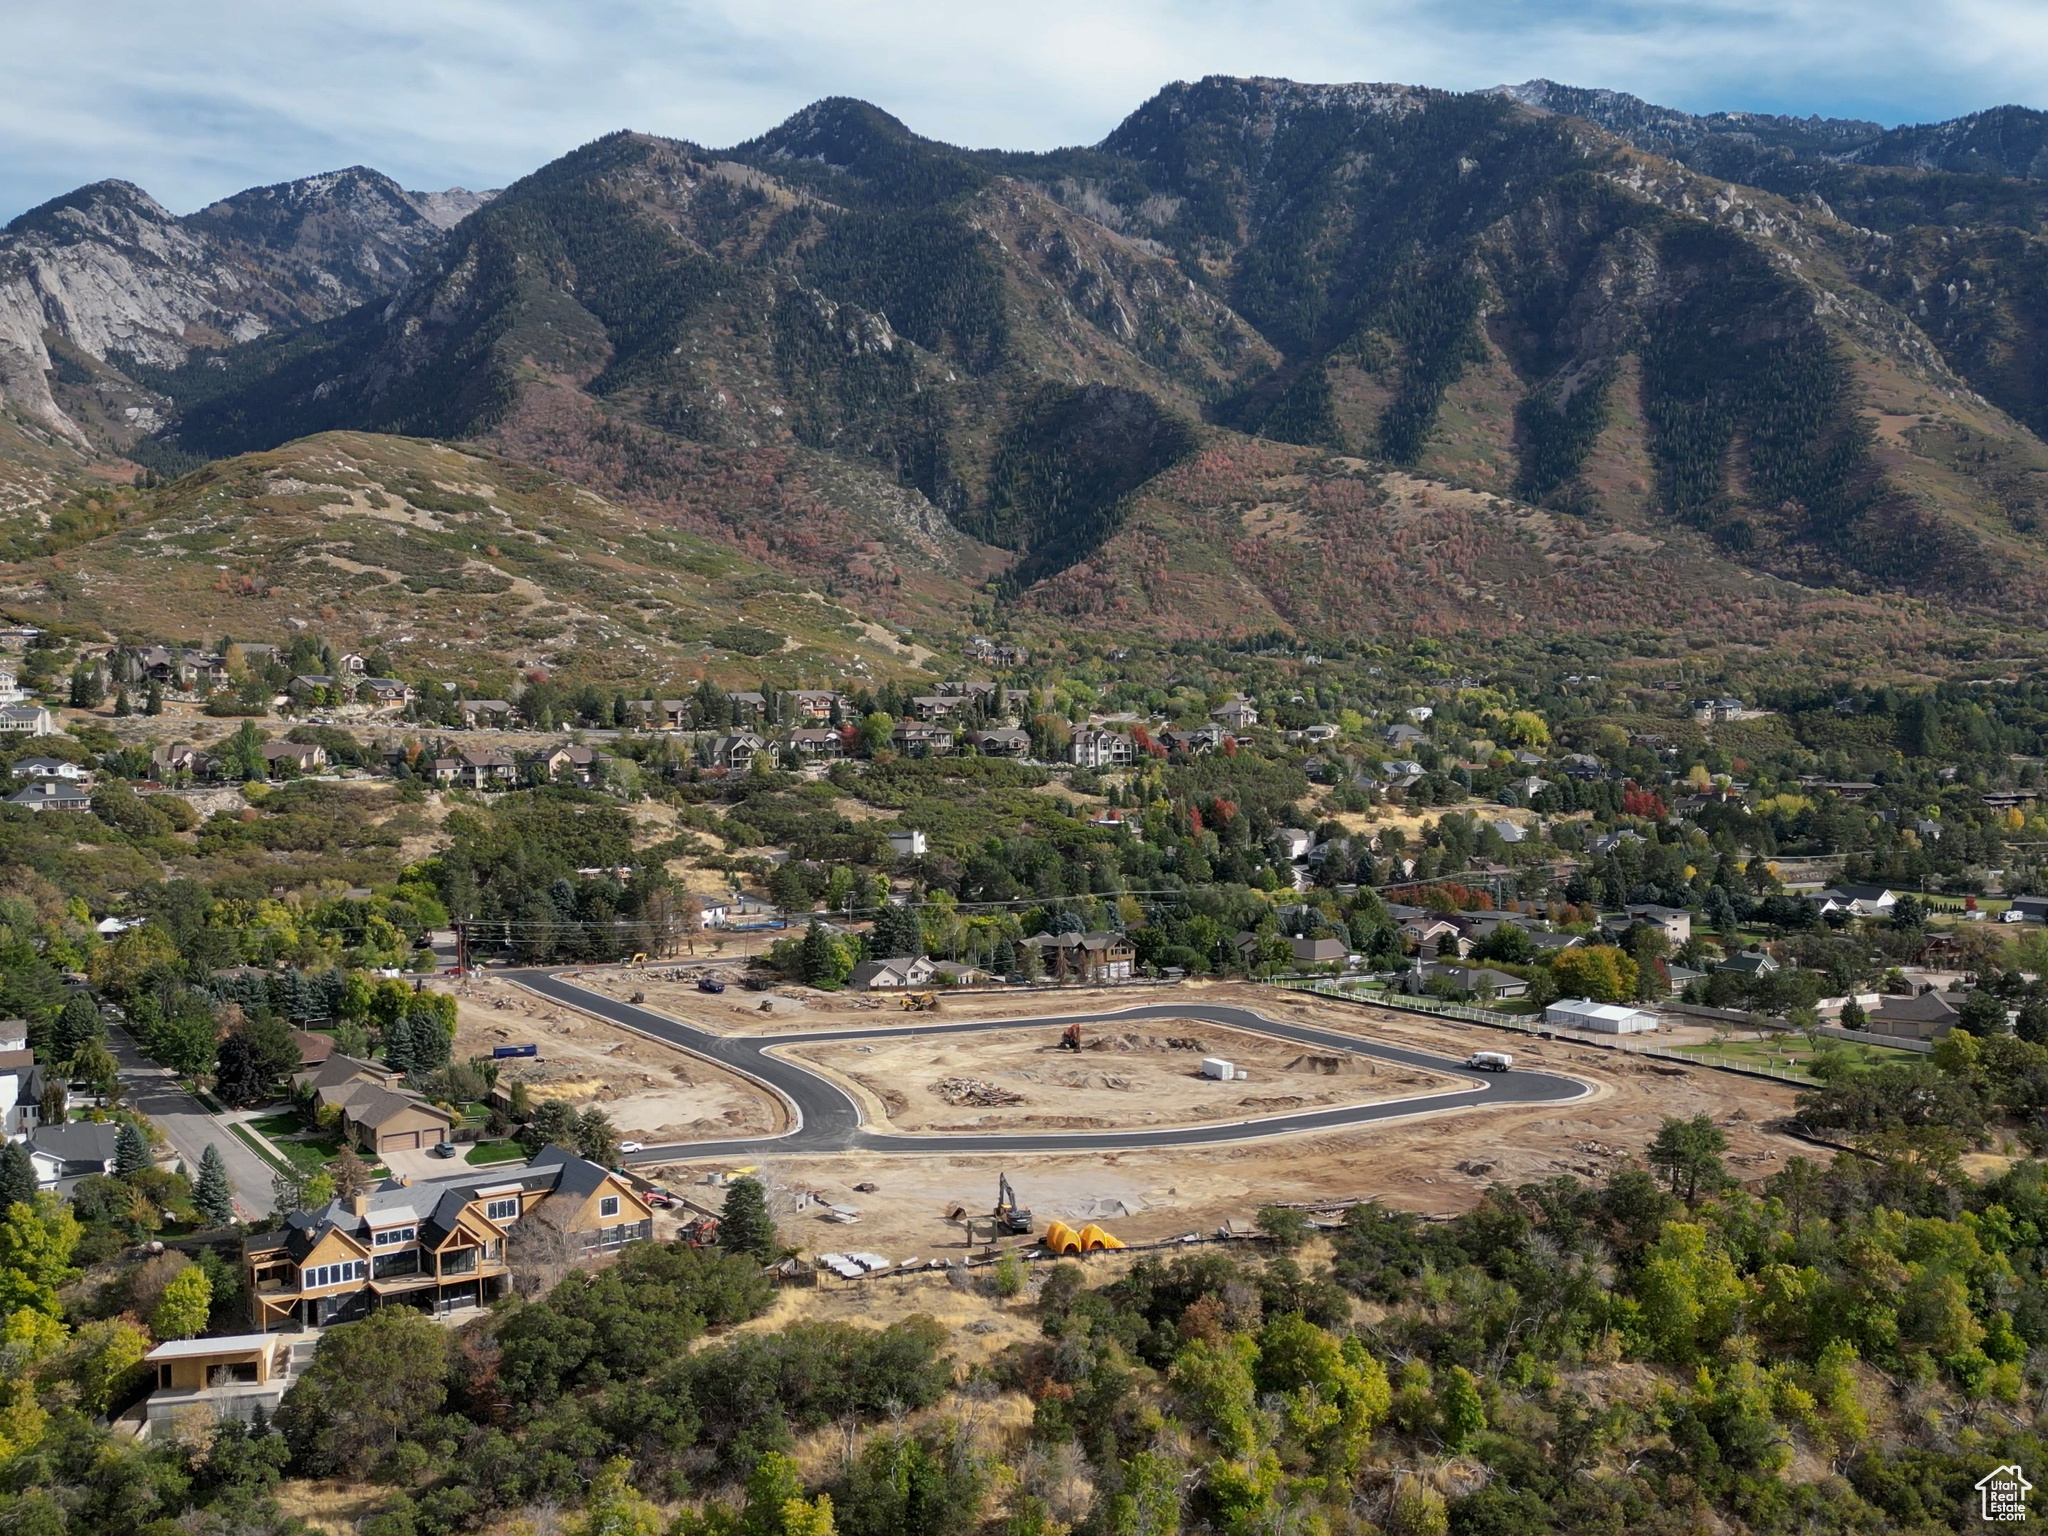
xmin=349 ymin=1193 xmax=370 ymax=1217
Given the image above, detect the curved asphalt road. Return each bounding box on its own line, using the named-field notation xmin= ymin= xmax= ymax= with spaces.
xmin=514 ymin=973 xmax=1592 ymax=1165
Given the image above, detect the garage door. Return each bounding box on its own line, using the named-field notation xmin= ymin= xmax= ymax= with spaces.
xmin=381 ymin=1131 xmax=421 ymax=1152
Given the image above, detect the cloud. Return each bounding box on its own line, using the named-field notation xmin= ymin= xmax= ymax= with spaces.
xmin=2 ymin=0 xmax=2043 ymax=219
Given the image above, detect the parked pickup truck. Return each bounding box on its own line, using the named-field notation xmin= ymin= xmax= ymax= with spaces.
xmin=1467 ymin=1051 xmax=1513 ymax=1073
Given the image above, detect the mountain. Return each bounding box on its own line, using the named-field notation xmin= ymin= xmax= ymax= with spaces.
xmin=18 ymin=76 xmax=2048 ymax=666
xmin=0 ymin=168 xmax=494 ymax=451
xmin=0 ymin=431 xmax=932 ymax=689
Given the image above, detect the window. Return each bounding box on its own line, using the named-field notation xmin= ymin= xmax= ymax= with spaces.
xmin=374 ymin=1250 xmax=420 ymax=1281
xmin=485 ymin=1198 xmax=518 ymax=1222
xmin=373 ymin=1226 xmax=416 ymax=1247
xmin=599 ymin=1196 xmax=620 ymax=1218
xmin=306 ymin=1261 xmax=365 ymax=1289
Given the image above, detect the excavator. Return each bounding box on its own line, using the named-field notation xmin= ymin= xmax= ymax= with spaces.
xmin=1057 ymin=1023 xmax=1083 ymax=1051
xmin=993 ymin=1173 xmax=1034 ymax=1236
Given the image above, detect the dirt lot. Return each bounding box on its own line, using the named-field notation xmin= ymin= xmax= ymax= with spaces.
xmin=781 ymin=1020 xmax=1453 ymax=1133
xmin=633 ymin=980 xmax=1809 ymax=1259
xmin=448 ymin=973 xmax=788 ymax=1142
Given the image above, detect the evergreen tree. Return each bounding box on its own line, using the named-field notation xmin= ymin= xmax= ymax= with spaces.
xmin=0 ymin=1144 xmax=35 ymax=1212
xmin=382 ymin=1014 xmax=417 ymax=1074
xmin=575 ymin=1107 xmax=621 ymax=1167
xmin=194 ymin=1144 xmax=236 ymax=1227
xmin=113 ymin=688 xmax=131 ymax=718
xmin=718 ymin=1175 xmax=778 ymax=1263
xmin=114 ymin=1121 xmax=151 ymax=1179
xmin=143 ymin=679 xmax=163 ymax=716
xmin=519 ymin=1099 xmax=580 ymax=1156
xmin=53 ymin=993 xmax=101 ymax=1062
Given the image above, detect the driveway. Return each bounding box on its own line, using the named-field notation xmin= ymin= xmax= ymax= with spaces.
xmin=107 ymin=1025 xmax=279 ymax=1218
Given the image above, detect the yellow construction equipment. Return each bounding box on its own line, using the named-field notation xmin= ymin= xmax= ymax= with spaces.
xmin=994 ymin=1173 xmax=1033 ymax=1235
xmin=1043 ymin=1220 xmax=1126 ymax=1254
xmin=628 ymin=953 xmax=648 ymax=966
xmin=899 ymin=991 xmax=939 ymax=1012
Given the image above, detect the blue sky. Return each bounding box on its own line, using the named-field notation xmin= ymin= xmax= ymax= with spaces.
xmin=4 ymin=0 xmax=2044 ymax=220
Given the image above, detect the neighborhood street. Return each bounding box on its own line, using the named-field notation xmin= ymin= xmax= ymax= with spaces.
xmin=107 ymin=1025 xmax=277 ymax=1218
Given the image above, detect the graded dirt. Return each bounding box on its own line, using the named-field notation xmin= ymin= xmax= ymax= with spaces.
xmin=780 ymin=1020 xmax=1453 ymax=1133
xmin=446 ymin=972 xmax=788 ymax=1142
xmin=622 ymin=977 xmax=1810 ymax=1259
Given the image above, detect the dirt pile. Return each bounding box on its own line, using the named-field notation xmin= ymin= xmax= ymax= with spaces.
xmin=930 ymin=1077 xmax=1026 ymax=1107
xmin=1284 ymin=1054 xmax=1358 ymax=1075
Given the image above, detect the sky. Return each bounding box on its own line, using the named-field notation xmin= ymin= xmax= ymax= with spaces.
xmin=3 ymin=0 xmax=2045 ymax=220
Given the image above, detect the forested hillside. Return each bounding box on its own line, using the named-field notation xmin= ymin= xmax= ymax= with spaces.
xmin=48 ymin=76 xmax=2035 ymax=647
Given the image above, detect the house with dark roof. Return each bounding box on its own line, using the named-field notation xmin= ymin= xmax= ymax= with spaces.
xmin=241 ymin=1146 xmax=652 ymax=1328
xmin=1867 ymin=989 xmax=1963 ymax=1041
xmin=6 ymin=781 xmax=90 ymax=813
xmin=296 ymin=1054 xmax=454 ymax=1154
xmin=1024 ymin=931 xmax=1135 ymax=981
xmin=27 ymin=1122 xmax=119 ymax=1187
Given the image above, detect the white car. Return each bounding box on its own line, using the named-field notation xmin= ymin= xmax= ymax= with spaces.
xmin=618 ymin=1140 xmax=644 ymax=1154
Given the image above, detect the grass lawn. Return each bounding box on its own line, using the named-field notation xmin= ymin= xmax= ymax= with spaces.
xmin=226 ymin=1122 xmax=291 ymax=1175
xmin=1673 ymin=1033 xmax=1918 ymax=1078
xmin=465 ymin=1140 xmax=527 ymax=1166
xmin=246 ymin=1110 xmax=348 ymax=1173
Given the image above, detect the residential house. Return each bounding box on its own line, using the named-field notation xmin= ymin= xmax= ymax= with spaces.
xmin=1523 ymin=930 xmax=1587 ymax=954
xmin=0 ymin=670 xmax=25 ymax=705
xmin=0 ymin=1023 xmax=43 ymax=1137
xmin=533 ymin=744 xmax=601 ymax=784
xmin=1691 ymin=697 xmax=1748 ymax=724
xmin=706 ymin=733 xmax=768 ymax=772
xmin=298 ymin=1053 xmax=456 ymax=1154
xmin=887 ymin=829 xmax=928 ymax=860
xmin=1866 ymin=989 xmax=1962 ymax=1041
xmin=1715 ymin=951 xmax=1780 ymax=978
xmin=1405 ymin=963 xmax=1528 ymax=999
xmin=1383 ymin=723 xmax=1426 ymax=749
xmin=143 ymin=1333 xmax=296 ymax=1433
xmin=1400 ymin=915 xmax=1466 ymax=957
xmin=1511 ymin=776 xmax=1551 ymax=800
xmin=1211 ymin=698 xmax=1259 ymax=729
xmin=890 ymin=724 xmax=954 ymax=757
xmin=151 ymin=743 xmax=208 ymax=779
xmin=456 ymin=699 xmax=515 ymax=730
xmin=849 ymin=955 xmax=938 ymax=991
xmin=288 ymin=674 xmax=338 ymax=701
xmin=909 ymin=694 xmax=965 ymax=721
xmin=1163 ymin=725 xmax=1226 ymax=755
xmin=292 ymin=1030 xmax=336 ymax=1070
xmin=1288 ymin=936 xmax=1350 ymax=967
xmin=359 ymin=677 xmax=414 ymax=707
xmin=1071 ymin=730 xmax=1135 ymax=769
xmin=0 ymin=706 xmax=55 ymax=736
xmin=434 ymin=749 xmax=518 ymax=789
xmin=965 ymin=727 xmax=1030 ymax=756
xmin=9 ymin=757 xmax=88 ymax=782
xmin=242 ymin=1146 xmax=653 ymax=1329
xmin=1587 ymin=829 xmax=1646 ymax=856
xmin=338 ymin=653 xmax=367 ymax=675
xmin=1024 ymin=931 xmax=1135 ymax=982
xmin=936 ymin=681 xmax=1000 ymax=704
xmin=1405 ymin=706 xmax=1433 ymax=722
xmin=1815 ymin=883 xmax=1900 ymax=919
xmin=726 ymin=691 xmax=767 ymax=723
xmin=1274 ymin=828 xmax=1314 ymax=862
xmin=260 ymin=741 xmax=327 ymax=773
xmin=789 ymin=728 xmax=845 ymax=759
xmin=1488 ymin=819 xmax=1528 ymax=845
xmin=1560 ymin=753 xmax=1606 ymax=780
xmin=1617 ymin=904 xmax=1692 ymax=944
xmin=628 ymin=699 xmax=692 ymax=730
xmin=6 ymin=781 xmax=91 ymax=813
xmin=26 ymin=1122 xmax=118 ymax=1188
xmin=788 ymin=690 xmax=850 ymax=722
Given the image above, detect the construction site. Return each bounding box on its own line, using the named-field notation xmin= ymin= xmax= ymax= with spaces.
xmin=778 ymin=1019 xmax=1456 ymax=1133
xmin=481 ymin=970 xmax=1820 ymax=1261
